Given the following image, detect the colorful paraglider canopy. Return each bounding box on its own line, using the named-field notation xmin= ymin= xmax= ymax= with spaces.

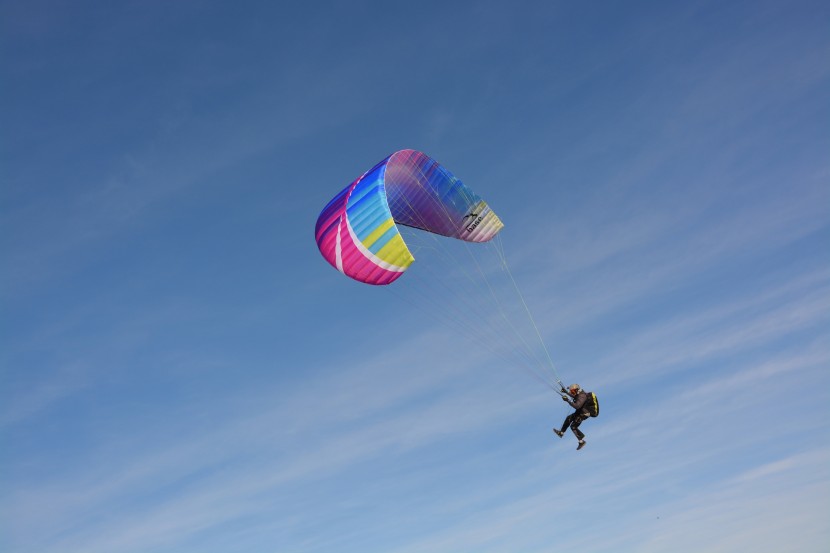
xmin=315 ymin=149 xmax=504 ymax=285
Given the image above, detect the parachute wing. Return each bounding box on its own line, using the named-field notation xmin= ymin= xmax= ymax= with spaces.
xmin=314 ymin=149 xmax=504 ymax=285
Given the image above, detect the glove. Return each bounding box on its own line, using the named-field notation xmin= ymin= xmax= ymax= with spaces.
xmin=561 ymin=395 xmax=570 ymax=402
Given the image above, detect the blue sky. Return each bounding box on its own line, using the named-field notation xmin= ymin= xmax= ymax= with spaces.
xmin=2 ymin=1 xmax=829 ymax=552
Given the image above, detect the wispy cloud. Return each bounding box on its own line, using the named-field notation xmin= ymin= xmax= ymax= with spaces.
xmin=2 ymin=328 xmax=543 ymax=552
xmin=0 ymin=363 xmax=90 ymax=427
xmin=592 ymin=268 xmax=830 ymax=385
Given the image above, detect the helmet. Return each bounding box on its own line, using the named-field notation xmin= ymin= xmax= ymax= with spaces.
xmin=569 ymin=383 xmax=580 ymax=392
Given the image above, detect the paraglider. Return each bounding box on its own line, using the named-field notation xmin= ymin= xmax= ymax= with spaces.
xmin=315 ymin=149 xmax=597 ymax=451
xmin=553 ymin=383 xmax=599 ymax=450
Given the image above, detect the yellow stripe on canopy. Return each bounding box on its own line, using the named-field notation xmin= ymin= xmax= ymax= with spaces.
xmin=363 ymin=217 xmax=395 ymax=249
xmin=376 ymin=233 xmax=414 ymax=267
